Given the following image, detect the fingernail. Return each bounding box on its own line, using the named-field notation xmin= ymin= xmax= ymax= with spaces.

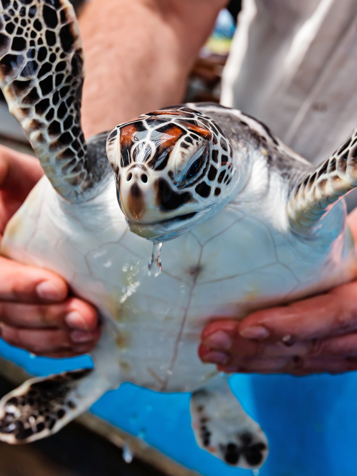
xmin=65 ymin=311 xmax=89 ymax=331
xmin=240 ymin=326 xmax=269 ymax=340
xmin=202 ymin=351 xmax=229 ymax=365
xmin=70 ymin=330 xmax=95 ymax=343
xmin=36 ymin=281 xmax=63 ymax=301
xmin=204 ymin=331 xmax=232 ymax=350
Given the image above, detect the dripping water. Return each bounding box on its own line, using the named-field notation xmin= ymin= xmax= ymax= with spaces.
xmin=122 ymin=442 xmax=134 ymax=463
xmin=148 ymin=242 xmax=163 ymax=277
xmin=252 ymin=469 xmax=260 ymax=476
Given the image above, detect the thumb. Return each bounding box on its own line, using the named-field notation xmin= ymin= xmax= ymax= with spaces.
xmin=0 ymin=256 xmax=68 ymax=303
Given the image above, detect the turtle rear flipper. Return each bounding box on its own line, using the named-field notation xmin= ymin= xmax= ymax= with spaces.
xmin=190 ymin=377 xmax=268 ymax=469
xmin=0 ymin=0 xmax=97 ymax=202
xmin=287 ymin=128 xmax=357 ymax=233
xmin=0 ymin=368 xmax=111 ymax=444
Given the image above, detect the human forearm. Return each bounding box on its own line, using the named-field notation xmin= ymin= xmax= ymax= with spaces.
xmin=79 ymin=0 xmax=227 ymax=137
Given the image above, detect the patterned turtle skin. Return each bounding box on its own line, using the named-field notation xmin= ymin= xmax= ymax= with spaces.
xmin=0 ymin=0 xmax=356 ymax=471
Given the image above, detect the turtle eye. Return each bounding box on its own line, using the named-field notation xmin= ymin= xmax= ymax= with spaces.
xmin=183 ymin=153 xmax=205 ymax=181
xmin=185 ymin=157 xmax=202 ymax=179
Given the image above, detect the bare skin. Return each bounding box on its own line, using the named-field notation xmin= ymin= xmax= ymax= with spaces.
xmin=79 ymin=0 xmax=227 ymax=136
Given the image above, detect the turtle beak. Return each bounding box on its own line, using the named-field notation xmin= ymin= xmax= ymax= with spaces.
xmin=119 ymin=167 xmax=148 ymax=221
xmin=117 ymin=167 xmax=199 ymax=241
xmin=119 ymin=166 xmax=164 ymax=225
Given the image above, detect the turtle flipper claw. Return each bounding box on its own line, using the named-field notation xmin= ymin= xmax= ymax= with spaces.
xmin=190 ymin=379 xmax=268 ymax=469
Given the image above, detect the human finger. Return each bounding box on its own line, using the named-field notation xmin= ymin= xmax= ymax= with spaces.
xmin=200 ymin=320 xmax=262 ymax=359
xmin=304 ymin=332 xmax=357 ymax=358
xmin=39 ymin=348 xmax=95 ymax=359
xmin=215 ymin=356 xmax=357 ymax=375
xmin=237 ymin=281 xmax=357 ymax=343
xmin=0 ymin=256 xmax=68 ymax=303
xmin=199 ymin=337 xmax=312 ymax=366
xmin=0 ymin=297 xmax=99 ymax=331
xmin=0 ymin=145 xmax=43 ymax=194
xmin=0 ymin=146 xmax=43 ymax=230
xmin=1 ymin=325 xmax=100 ymax=355
xmin=201 ymin=320 xmax=357 ymax=363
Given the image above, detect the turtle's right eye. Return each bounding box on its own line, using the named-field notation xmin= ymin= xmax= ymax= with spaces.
xmin=185 ymin=155 xmax=204 ymax=180
xmin=179 ymin=148 xmax=207 ymax=188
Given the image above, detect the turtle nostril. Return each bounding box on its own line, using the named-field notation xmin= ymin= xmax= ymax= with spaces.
xmin=141 ymin=173 xmax=148 ymax=183
xmin=127 ymin=172 xmax=132 ymax=182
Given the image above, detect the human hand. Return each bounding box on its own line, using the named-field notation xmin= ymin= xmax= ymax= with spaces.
xmin=0 ymin=145 xmax=100 ymax=358
xmin=199 ymin=208 xmax=357 ymax=376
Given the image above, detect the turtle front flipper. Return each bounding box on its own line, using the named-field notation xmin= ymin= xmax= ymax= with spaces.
xmin=0 ymin=0 xmax=94 ymax=202
xmin=190 ymin=377 xmax=268 ymax=469
xmin=287 ymin=128 xmax=357 ymax=233
xmin=0 ymin=368 xmax=113 ymax=444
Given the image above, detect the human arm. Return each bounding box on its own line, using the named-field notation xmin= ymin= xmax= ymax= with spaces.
xmin=79 ymin=0 xmax=228 ymax=137
xmin=199 ymin=209 xmax=357 ymax=375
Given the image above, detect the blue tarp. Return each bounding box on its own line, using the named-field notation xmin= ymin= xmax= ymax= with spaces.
xmin=1 ymin=338 xmax=356 ymax=476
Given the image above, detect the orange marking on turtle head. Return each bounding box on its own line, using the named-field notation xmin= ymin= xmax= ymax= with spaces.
xmin=157 ymin=125 xmax=185 ymax=150
xmin=180 ymin=121 xmax=212 ymax=140
xmin=149 ymin=110 xmax=184 ymax=116
xmin=120 ymin=124 xmax=140 ymax=148
xmin=147 ymin=125 xmax=186 ymax=170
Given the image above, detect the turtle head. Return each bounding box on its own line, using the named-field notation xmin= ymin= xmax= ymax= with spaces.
xmin=106 ymin=106 xmax=239 ymax=241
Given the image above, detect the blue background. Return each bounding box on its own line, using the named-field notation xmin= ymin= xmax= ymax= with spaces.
xmin=1 ymin=338 xmax=356 ymax=476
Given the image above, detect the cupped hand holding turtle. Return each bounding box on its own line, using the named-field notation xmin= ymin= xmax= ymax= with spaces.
xmin=199 ymin=208 xmax=357 ymax=375
xmin=0 ymin=146 xmax=100 ymax=357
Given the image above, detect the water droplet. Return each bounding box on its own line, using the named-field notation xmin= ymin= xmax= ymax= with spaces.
xmin=253 ymin=470 xmax=260 ymax=476
xmin=29 ymin=353 xmax=37 ymax=359
xmin=148 ymin=242 xmax=163 ymax=277
xmin=122 ymin=442 xmax=133 ymax=463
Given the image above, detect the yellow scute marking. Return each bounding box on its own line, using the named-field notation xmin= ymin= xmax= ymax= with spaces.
xmin=119 ymin=360 xmax=131 ymax=373
xmin=2 ymin=215 xmax=26 ymax=244
xmin=116 ymin=331 xmax=130 ymax=349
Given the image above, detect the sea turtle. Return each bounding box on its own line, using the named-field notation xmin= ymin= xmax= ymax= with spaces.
xmin=0 ymin=0 xmax=356 ymax=471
